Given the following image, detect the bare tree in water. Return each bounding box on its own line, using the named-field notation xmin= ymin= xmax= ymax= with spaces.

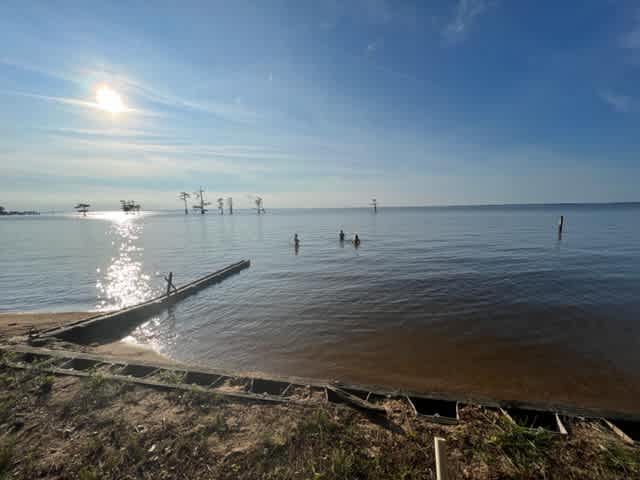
xmin=192 ymin=187 xmax=210 ymax=214
xmin=120 ymin=200 xmax=141 ymax=213
xmin=74 ymin=203 xmax=90 ymax=216
xmin=255 ymin=197 xmax=265 ymax=214
xmin=179 ymin=192 xmax=190 ymax=214
xmin=217 ymin=197 xmax=224 ymax=215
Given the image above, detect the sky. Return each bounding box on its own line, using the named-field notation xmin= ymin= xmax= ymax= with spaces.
xmin=1 ymin=0 xmax=639 ymax=210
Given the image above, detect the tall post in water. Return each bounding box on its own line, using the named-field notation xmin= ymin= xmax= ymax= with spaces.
xmin=371 ymin=198 xmax=378 ymax=213
xmin=228 ymin=197 xmax=233 ymax=215
xmin=558 ymin=215 xmax=564 ymax=239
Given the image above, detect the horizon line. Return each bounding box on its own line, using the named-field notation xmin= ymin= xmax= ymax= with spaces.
xmin=20 ymin=200 xmax=640 ymax=214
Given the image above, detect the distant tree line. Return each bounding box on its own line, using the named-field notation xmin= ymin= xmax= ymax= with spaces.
xmin=0 ymin=205 xmax=39 ymax=216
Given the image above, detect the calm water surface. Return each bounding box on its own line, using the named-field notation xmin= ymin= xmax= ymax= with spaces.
xmin=1 ymin=205 xmax=639 ymax=411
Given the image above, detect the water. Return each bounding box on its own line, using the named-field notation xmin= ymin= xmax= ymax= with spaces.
xmin=1 ymin=205 xmax=639 ymax=412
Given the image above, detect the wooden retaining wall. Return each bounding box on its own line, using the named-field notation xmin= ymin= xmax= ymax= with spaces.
xmin=2 ymin=344 xmax=640 ymax=441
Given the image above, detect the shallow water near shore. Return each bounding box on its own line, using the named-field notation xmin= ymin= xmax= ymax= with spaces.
xmin=1 ymin=205 xmax=640 ymax=412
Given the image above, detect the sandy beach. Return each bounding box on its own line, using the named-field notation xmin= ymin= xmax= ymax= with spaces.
xmin=0 ymin=312 xmax=172 ymax=365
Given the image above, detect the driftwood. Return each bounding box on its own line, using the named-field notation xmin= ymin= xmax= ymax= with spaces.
xmin=325 ymin=385 xmax=386 ymax=414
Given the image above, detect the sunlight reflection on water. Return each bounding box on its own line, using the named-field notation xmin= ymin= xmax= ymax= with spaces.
xmin=95 ymin=213 xmax=155 ymax=310
xmin=123 ymin=309 xmax=178 ymax=353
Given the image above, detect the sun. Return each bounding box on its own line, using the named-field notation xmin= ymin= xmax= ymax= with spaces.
xmin=96 ymin=85 xmax=125 ymax=113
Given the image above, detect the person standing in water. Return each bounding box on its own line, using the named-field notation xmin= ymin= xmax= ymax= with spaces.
xmin=339 ymin=229 xmax=345 ymax=242
xmin=353 ymin=234 xmax=360 ymax=247
xmin=294 ymin=233 xmax=300 ymax=247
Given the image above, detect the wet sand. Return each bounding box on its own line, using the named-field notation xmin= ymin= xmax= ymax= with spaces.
xmin=0 ymin=312 xmax=171 ymax=365
xmin=0 ymin=311 xmax=90 ymax=337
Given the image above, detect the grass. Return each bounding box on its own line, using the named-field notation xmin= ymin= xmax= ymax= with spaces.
xmin=0 ymin=351 xmax=18 ymax=367
xmin=299 ymin=408 xmax=338 ymax=439
xmin=225 ymin=407 xmax=434 ymax=480
xmin=87 ymin=370 xmax=108 ymax=393
xmin=0 ymin=440 xmax=13 ymax=479
xmin=328 ymin=447 xmax=358 ymax=478
xmin=78 ymin=467 xmax=101 ymax=480
xmin=156 ymin=369 xmax=185 ymax=385
xmin=61 ymin=371 xmax=126 ymax=414
xmin=0 ymin=363 xmax=639 ymax=479
xmin=0 ymin=399 xmax=15 ymax=425
xmin=210 ymin=412 xmax=229 ymax=435
xmin=176 ymin=389 xmax=224 ymax=412
xmin=487 ymin=417 xmax=555 ymax=477
xmin=601 ymin=442 xmax=640 ymax=476
xmin=35 ymin=374 xmax=54 ymax=396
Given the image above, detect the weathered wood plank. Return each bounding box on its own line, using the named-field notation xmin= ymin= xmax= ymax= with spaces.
xmin=326 ymin=385 xmax=386 ymax=414
xmin=3 ymin=344 xmax=640 ymax=423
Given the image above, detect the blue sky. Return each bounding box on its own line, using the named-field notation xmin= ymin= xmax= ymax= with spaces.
xmin=1 ymin=0 xmax=639 ymax=210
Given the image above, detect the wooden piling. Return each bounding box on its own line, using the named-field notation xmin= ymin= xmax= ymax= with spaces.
xmin=558 ymin=215 xmax=564 ymax=237
xmin=434 ymin=437 xmax=449 ymax=480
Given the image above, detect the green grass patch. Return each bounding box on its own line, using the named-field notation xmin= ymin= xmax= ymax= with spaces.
xmin=156 ymin=370 xmax=185 ymax=385
xmin=601 ymin=442 xmax=640 ymax=476
xmin=35 ymin=374 xmax=55 ymax=396
xmin=0 ymin=439 xmax=14 ymax=478
xmin=487 ymin=417 xmax=555 ymax=476
xmin=78 ymin=466 xmax=101 ymax=480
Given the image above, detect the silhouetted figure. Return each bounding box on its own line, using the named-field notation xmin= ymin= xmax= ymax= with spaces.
xmin=339 ymin=229 xmax=345 ymax=242
xmin=353 ymin=234 xmax=361 ymax=247
xmin=293 ymin=233 xmax=300 ymax=255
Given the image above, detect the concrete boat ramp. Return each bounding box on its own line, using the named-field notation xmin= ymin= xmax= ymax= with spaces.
xmin=36 ymin=260 xmax=251 ymax=344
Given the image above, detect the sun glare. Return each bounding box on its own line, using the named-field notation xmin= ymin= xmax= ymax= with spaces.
xmin=96 ymin=86 xmax=125 ymax=113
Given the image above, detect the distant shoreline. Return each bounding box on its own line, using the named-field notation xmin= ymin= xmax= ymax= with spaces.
xmin=2 ymin=201 xmax=639 ymax=215
xmin=0 ymin=210 xmax=39 ymax=216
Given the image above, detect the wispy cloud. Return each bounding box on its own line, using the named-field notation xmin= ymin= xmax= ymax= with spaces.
xmin=366 ymin=39 xmax=382 ymax=55
xmin=0 ymin=90 xmax=159 ymax=116
xmin=45 ymin=127 xmax=167 ymax=139
xmin=442 ymin=0 xmax=493 ymax=44
xmin=51 ymin=134 xmax=297 ymax=163
xmin=599 ymin=90 xmax=632 ymax=112
xmin=620 ymin=10 xmax=640 ymax=50
xmin=0 ymin=57 xmax=78 ymax=85
xmin=80 ymin=69 xmax=262 ymax=124
xmin=1 ymin=59 xmax=259 ymax=125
